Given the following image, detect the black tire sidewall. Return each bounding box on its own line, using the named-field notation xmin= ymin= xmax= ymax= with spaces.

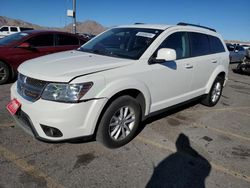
xmin=97 ymin=96 xmax=141 ymax=148
xmin=0 ymin=61 xmax=10 ymax=85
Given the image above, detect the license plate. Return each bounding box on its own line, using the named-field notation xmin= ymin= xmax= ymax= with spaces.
xmin=6 ymin=98 xmax=21 ymax=115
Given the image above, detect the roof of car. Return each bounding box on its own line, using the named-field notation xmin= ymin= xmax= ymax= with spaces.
xmin=116 ymin=24 xmax=173 ymax=30
xmin=115 ymin=23 xmax=218 ymax=34
xmin=21 ymin=30 xmax=75 ymax=35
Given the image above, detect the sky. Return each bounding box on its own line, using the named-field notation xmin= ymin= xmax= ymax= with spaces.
xmin=1 ymin=0 xmax=250 ymax=41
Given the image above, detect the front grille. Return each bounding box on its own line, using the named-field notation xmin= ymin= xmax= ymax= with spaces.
xmin=17 ymin=73 xmax=48 ymax=102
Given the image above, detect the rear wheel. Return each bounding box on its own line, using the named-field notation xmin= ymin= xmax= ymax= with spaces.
xmin=0 ymin=61 xmax=10 ymax=85
xmin=201 ymin=76 xmax=224 ymax=107
xmin=96 ymin=95 xmax=141 ymax=148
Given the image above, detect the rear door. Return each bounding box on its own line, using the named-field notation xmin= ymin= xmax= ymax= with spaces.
xmin=189 ymin=33 xmax=225 ymax=93
xmin=10 ymin=27 xmax=18 ymax=35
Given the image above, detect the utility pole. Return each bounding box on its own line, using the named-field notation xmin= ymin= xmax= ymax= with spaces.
xmin=73 ymin=0 xmax=76 ymax=34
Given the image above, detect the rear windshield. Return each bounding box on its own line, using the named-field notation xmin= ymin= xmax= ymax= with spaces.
xmin=0 ymin=32 xmax=29 ymax=46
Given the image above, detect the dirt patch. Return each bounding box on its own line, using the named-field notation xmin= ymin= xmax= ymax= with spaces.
xmin=73 ymin=153 xmax=96 ymax=169
xmin=167 ymin=118 xmax=181 ymax=126
xmin=19 ymin=172 xmax=47 ymax=187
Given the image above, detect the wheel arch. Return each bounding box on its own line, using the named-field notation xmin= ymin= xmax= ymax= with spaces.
xmin=205 ymin=66 xmax=227 ymax=93
xmin=0 ymin=59 xmax=15 ymax=80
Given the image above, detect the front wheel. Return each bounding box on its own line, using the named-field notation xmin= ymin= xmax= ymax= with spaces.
xmin=96 ymin=96 xmax=141 ymax=148
xmin=0 ymin=61 xmax=10 ymax=85
xmin=201 ymin=77 xmax=224 ymax=107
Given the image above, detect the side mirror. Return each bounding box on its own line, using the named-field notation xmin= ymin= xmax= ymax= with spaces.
xmin=156 ymin=48 xmax=176 ymax=61
xmin=18 ymin=42 xmax=33 ymax=49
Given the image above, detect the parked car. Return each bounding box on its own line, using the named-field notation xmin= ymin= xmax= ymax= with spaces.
xmin=7 ymin=23 xmax=229 ymax=148
xmin=241 ymin=44 xmax=250 ymax=50
xmin=226 ymin=43 xmax=246 ymax=63
xmin=0 ymin=30 xmax=88 ymax=84
xmin=0 ymin=26 xmax=33 ymax=38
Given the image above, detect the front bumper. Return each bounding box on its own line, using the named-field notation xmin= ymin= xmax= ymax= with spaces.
xmin=10 ymin=82 xmax=108 ymax=141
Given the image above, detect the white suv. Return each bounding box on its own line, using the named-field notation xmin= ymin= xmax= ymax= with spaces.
xmin=8 ymin=23 xmax=229 ymax=148
xmin=0 ymin=26 xmax=33 ymax=38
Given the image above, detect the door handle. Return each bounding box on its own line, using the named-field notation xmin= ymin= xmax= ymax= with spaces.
xmin=211 ymin=60 xmax=218 ymax=63
xmin=184 ymin=64 xmax=193 ymax=69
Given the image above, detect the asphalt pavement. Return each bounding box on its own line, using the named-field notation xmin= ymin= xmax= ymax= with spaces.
xmin=0 ymin=65 xmax=250 ymax=188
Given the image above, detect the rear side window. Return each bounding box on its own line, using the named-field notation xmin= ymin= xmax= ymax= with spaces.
xmin=20 ymin=27 xmax=33 ymax=31
xmin=56 ymin=34 xmax=79 ymax=46
xmin=209 ymin=36 xmax=225 ymax=53
xmin=10 ymin=27 xmax=18 ymax=32
xmin=159 ymin=32 xmax=190 ymax=59
xmin=189 ymin=32 xmax=210 ymax=57
xmin=27 ymin=34 xmax=54 ymax=47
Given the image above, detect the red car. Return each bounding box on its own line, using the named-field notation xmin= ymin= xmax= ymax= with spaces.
xmin=0 ymin=30 xmax=88 ymax=84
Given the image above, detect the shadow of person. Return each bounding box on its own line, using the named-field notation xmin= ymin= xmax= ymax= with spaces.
xmin=146 ymin=133 xmax=211 ymax=188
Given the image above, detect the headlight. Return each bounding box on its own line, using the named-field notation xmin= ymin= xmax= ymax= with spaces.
xmin=41 ymin=82 xmax=93 ymax=102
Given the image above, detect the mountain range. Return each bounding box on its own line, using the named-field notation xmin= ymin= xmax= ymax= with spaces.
xmin=0 ymin=16 xmax=106 ymax=35
xmin=0 ymin=16 xmax=249 ymax=44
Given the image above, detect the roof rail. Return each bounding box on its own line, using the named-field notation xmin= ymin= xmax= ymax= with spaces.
xmin=134 ymin=23 xmax=145 ymax=25
xmin=177 ymin=22 xmax=216 ymax=32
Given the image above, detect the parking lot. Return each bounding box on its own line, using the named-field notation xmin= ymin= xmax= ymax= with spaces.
xmin=0 ymin=64 xmax=250 ymax=188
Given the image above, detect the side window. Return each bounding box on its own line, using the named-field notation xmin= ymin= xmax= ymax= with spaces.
xmin=0 ymin=27 xmax=9 ymax=32
xmin=190 ymin=32 xmax=210 ymax=57
xmin=27 ymin=34 xmax=54 ymax=47
xmin=10 ymin=27 xmax=18 ymax=32
xmin=209 ymin=36 xmax=225 ymax=53
xmin=159 ymin=32 xmax=190 ymax=59
xmin=56 ymin=34 xmax=79 ymax=46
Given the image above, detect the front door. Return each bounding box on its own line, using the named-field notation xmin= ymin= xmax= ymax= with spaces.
xmin=147 ymin=31 xmax=194 ymax=112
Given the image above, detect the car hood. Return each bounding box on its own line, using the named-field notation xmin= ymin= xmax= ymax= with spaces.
xmin=18 ymin=50 xmax=133 ymax=82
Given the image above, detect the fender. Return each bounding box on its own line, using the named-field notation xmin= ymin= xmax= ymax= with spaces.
xmin=205 ymin=65 xmax=228 ymax=93
xmin=96 ymin=78 xmax=152 ymax=116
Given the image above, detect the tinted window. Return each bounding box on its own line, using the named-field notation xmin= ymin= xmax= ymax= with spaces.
xmin=0 ymin=27 xmax=8 ymax=32
xmin=56 ymin=34 xmax=79 ymax=45
xmin=20 ymin=27 xmax=33 ymax=31
xmin=10 ymin=27 xmax=18 ymax=32
xmin=159 ymin=32 xmax=190 ymax=59
xmin=235 ymin=46 xmax=244 ymax=51
xmin=209 ymin=36 xmax=225 ymax=53
xmin=27 ymin=34 xmax=54 ymax=47
xmin=226 ymin=44 xmax=235 ymax=51
xmin=190 ymin=32 xmax=210 ymax=57
xmin=0 ymin=32 xmax=29 ymax=46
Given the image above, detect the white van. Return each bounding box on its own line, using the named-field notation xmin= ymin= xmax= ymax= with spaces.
xmin=8 ymin=23 xmax=229 ymax=148
xmin=0 ymin=26 xmax=33 ymax=38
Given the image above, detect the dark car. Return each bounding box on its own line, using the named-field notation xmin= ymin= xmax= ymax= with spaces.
xmin=0 ymin=30 xmax=88 ymax=84
xmin=226 ymin=43 xmax=246 ymax=63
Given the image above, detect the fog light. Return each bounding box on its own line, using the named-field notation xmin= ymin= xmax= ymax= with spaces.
xmin=40 ymin=124 xmax=63 ymax=137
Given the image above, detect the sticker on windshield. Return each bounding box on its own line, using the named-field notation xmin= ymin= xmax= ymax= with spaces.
xmin=136 ymin=32 xmax=155 ymax=38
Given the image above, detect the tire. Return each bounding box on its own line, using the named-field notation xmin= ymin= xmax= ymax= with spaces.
xmin=0 ymin=61 xmax=10 ymax=85
xmin=96 ymin=95 xmax=141 ymax=148
xmin=201 ymin=76 xmax=224 ymax=107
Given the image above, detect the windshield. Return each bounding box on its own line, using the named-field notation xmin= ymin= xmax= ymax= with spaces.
xmin=0 ymin=32 xmax=29 ymax=46
xmin=78 ymin=28 xmax=163 ymax=60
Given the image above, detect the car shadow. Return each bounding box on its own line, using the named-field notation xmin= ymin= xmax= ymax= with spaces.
xmin=146 ymin=133 xmax=211 ymax=188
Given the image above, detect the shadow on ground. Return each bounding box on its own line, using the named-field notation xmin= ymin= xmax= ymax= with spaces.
xmin=146 ymin=133 xmax=211 ymax=188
